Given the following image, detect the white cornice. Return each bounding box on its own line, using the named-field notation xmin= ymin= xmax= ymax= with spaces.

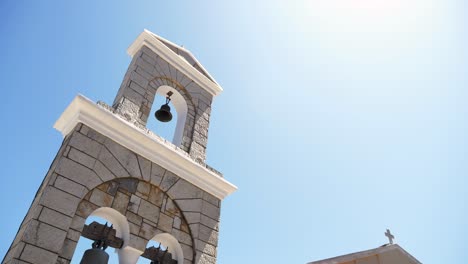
xmin=127 ymin=30 xmax=223 ymax=97
xmin=54 ymin=95 xmax=237 ymax=200
xmin=308 ymin=244 xmax=421 ymax=264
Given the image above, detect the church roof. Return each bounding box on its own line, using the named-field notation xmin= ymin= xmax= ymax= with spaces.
xmin=308 ymin=244 xmax=421 ymax=264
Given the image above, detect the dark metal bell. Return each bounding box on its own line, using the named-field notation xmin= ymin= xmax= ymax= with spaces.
xmin=155 ymin=104 xmax=173 ymax=122
xmin=80 ymin=248 xmax=109 ymax=264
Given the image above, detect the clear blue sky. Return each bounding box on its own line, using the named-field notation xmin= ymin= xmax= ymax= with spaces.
xmin=1 ymin=1 xmax=467 ymax=263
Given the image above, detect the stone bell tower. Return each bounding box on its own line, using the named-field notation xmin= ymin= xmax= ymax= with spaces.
xmin=3 ymin=30 xmax=237 ymax=264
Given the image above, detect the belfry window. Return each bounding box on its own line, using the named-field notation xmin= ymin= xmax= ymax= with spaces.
xmin=147 ymin=86 xmax=187 ymax=146
xmin=71 ymin=216 xmax=121 ymax=264
xmin=148 ymin=93 xmax=178 ymax=143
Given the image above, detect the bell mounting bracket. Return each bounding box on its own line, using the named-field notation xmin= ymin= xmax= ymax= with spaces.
xmin=81 ymin=221 xmax=124 ymax=249
xmin=165 ymin=91 xmax=173 ymax=104
xmin=141 ymin=244 xmax=178 ymax=264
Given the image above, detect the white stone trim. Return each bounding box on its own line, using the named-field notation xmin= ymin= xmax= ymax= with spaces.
xmin=308 ymin=244 xmax=422 ymax=264
xmin=90 ymin=207 xmax=131 ymax=248
xmin=54 ymin=95 xmax=237 ymax=200
xmin=118 ymin=247 xmax=143 ymax=264
xmin=127 ymin=30 xmax=223 ymax=97
xmin=151 ymin=33 xmax=220 ymax=88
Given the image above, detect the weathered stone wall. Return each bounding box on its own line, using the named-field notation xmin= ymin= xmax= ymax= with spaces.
xmin=112 ymin=45 xmax=213 ymax=163
xmin=69 ymin=178 xmax=194 ymax=263
xmin=3 ymin=124 xmax=221 ymax=264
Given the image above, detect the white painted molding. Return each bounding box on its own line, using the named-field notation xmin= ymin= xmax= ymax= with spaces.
xmin=150 ymin=33 xmax=220 ymax=88
xmin=54 ymin=95 xmax=237 ymax=200
xmin=308 ymin=244 xmax=422 ymax=264
xmin=127 ymin=30 xmax=223 ymax=97
xmin=91 ymin=207 xmax=130 ymax=247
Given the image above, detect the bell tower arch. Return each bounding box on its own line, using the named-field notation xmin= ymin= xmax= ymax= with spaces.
xmin=152 ymin=85 xmax=189 ymax=146
xmin=112 ymin=30 xmax=221 ymax=163
xmin=2 ymin=30 xmax=236 ymax=264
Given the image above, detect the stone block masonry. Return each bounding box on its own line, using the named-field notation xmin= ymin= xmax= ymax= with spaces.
xmin=3 ymin=124 xmax=221 ymax=264
xmin=3 ymin=31 xmax=235 ymax=264
xmin=113 ymin=45 xmax=213 ymax=164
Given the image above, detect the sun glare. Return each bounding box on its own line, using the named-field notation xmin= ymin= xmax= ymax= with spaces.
xmin=300 ymin=0 xmax=445 ymax=62
xmin=307 ymin=0 xmax=425 ymax=33
xmin=313 ymin=0 xmax=406 ymax=11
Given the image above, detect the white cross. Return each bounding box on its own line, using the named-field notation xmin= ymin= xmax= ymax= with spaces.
xmin=385 ymin=229 xmax=395 ymax=244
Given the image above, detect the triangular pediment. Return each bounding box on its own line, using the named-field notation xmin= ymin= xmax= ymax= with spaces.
xmin=149 ymin=33 xmax=217 ymax=83
xmin=127 ymin=30 xmax=222 ymax=97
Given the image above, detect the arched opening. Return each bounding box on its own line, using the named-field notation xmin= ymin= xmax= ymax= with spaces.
xmin=71 ymin=216 xmax=119 ymax=263
xmin=147 ymin=85 xmax=187 ymax=146
xmin=71 ymin=208 xmax=130 ymax=264
xmin=136 ymin=233 xmax=184 ymax=264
